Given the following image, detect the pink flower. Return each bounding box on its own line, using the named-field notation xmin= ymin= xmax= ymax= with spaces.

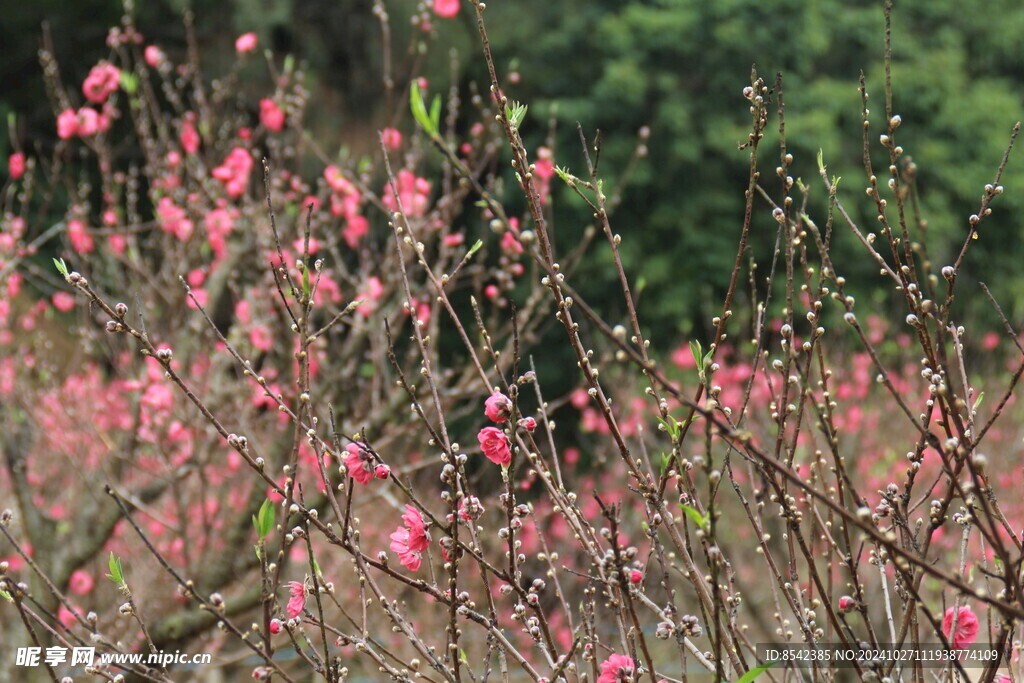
xmin=68 ymin=219 xmax=94 ymax=254
xmin=8 ymin=153 xmax=25 ymax=179
xmin=205 ymin=207 xmax=235 ymax=258
xmin=292 ymin=237 xmax=319 ymax=255
xmin=269 ymin=618 xmax=282 ymax=634
xmin=383 ymin=169 xmax=431 ymax=217
xmin=68 ymin=569 xmax=94 ymax=595
xmin=249 ymin=324 xmax=273 ymax=352
xmin=390 ymin=505 xmax=429 ymax=571
xmin=57 ymin=605 xmax=79 ymax=629
xmin=235 ymin=299 xmax=252 ymax=325
xmin=433 ymin=0 xmax=460 ymax=18
xmin=484 ymin=391 xmax=512 ymax=423
xmin=212 ymin=147 xmax=253 ymax=198
xmin=260 ymin=99 xmax=285 ymax=132
xmin=144 ymin=45 xmax=165 ymax=68
xmin=672 ymin=343 xmax=698 ymax=369
xmin=344 ymin=443 xmax=374 ymax=485
xmin=341 ymin=215 xmax=368 ymax=249
xmin=477 ymin=426 xmax=511 ymax=467
xmin=943 ymin=605 xmax=980 ymax=649
xmin=285 ymin=581 xmax=306 ymax=619
xmin=500 ymin=230 xmax=523 ymax=255
xmin=629 ymin=570 xmax=643 ymax=584
xmin=52 ymin=292 xmax=76 ymax=313
xmin=57 ymin=108 xmax=79 ymax=139
xmin=156 ymin=197 xmax=194 ymax=241
xmin=534 ymin=151 xmax=555 ymax=180
xmin=356 ymin=276 xmax=384 ymax=317
xmin=108 ymin=233 xmax=127 ymax=254
xmin=180 ymin=117 xmax=200 ymax=154
xmin=324 ymin=165 xmax=357 ymax=196
xmin=598 ymin=654 xmax=635 ymax=683
xmin=75 ymin=108 xmax=102 ymax=137
xmin=235 ymin=32 xmax=258 ymax=53
xmin=381 ymin=127 xmax=402 ymax=150
xmin=82 ymin=62 xmax=121 ymax=104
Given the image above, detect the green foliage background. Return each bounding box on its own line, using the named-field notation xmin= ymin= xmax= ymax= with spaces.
xmin=4 ymin=0 xmax=1024 ymax=343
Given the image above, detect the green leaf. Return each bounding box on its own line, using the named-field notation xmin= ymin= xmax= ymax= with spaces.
xmin=106 ymin=552 xmax=124 ymax=587
xmin=972 ymin=392 xmax=985 ymax=411
xmin=410 ymin=83 xmax=436 ymax=137
xmin=0 ymin=588 xmax=11 ymax=603
xmin=302 ymin=265 xmax=311 ymax=300
xmin=120 ymin=71 xmax=138 ymax=95
xmin=678 ymin=503 xmax=709 ymax=531
xmin=554 ymin=165 xmax=575 ymax=185
xmin=733 ymin=661 xmax=777 ymax=683
xmin=689 ymin=340 xmax=706 ymax=384
xmin=505 ymin=101 xmax=528 ymax=129
xmin=657 ymin=415 xmax=682 ymax=440
xmin=659 ymin=452 xmax=671 ymax=472
xmin=467 ymin=239 xmax=484 ymax=258
xmin=253 ymin=498 xmax=275 ymax=540
xmin=429 ymin=95 xmax=442 ymax=132
xmin=53 ymin=258 xmax=68 ymax=277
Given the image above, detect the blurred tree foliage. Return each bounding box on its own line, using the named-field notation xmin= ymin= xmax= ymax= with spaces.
xmin=3 ymin=0 xmax=1024 ymax=343
xmin=479 ymin=0 xmax=1024 ymax=340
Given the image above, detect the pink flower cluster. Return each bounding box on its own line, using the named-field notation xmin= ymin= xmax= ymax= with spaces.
xmin=343 ymin=442 xmax=389 ymax=484
xmin=390 ymin=505 xmax=429 ymax=571
xmin=180 ymin=116 xmax=200 ymax=154
xmin=204 ymin=206 xmax=236 ymax=259
xmin=324 ymin=165 xmax=369 ymax=248
xmin=67 ymin=219 xmax=94 ymax=254
xmin=157 ymin=197 xmax=194 ymax=241
xmin=57 ymin=107 xmax=112 ymax=140
xmin=82 ymin=62 xmax=121 ymax=104
xmin=260 ymin=99 xmax=285 ymax=132
xmin=383 ymin=169 xmax=431 ymax=218
xmin=533 ymin=146 xmax=555 ymax=204
xmin=597 ymin=654 xmax=634 ymax=683
xmin=212 ymin=147 xmax=253 ymax=198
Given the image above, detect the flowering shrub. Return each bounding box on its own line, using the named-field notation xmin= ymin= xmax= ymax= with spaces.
xmin=1 ymin=1 xmax=1023 ymax=682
